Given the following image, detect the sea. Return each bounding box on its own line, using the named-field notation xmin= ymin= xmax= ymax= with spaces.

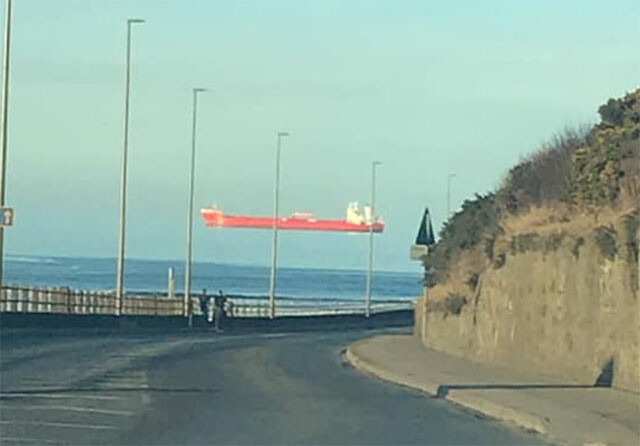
xmin=4 ymin=256 xmax=422 ymax=303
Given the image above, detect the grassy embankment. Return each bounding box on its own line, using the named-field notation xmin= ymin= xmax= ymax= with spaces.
xmin=424 ymin=88 xmax=640 ymax=313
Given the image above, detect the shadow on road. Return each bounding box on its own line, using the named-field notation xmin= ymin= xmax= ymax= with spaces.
xmin=435 ymin=383 xmax=595 ymax=398
xmin=436 ymin=356 xmax=617 ymax=398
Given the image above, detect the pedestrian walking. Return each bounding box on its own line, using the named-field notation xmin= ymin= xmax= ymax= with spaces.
xmin=207 ymin=294 xmax=215 ymax=323
xmin=214 ymin=289 xmax=227 ymax=332
xmin=200 ymin=289 xmax=207 ymax=319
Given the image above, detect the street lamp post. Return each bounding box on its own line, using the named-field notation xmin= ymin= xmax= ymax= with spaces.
xmin=185 ymin=88 xmax=206 ymax=327
xmin=365 ymin=161 xmax=381 ymax=318
xmin=268 ymin=131 xmax=289 ymax=319
xmin=115 ymin=18 xmax=144 ymax=316
xmin=0 ymin=0 xmax=13 ymax=288
xmin=447 ymin=172 xmax=456 ymax=218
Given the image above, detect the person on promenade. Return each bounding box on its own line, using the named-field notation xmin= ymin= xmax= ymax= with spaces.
xmin=214 ymin=290 xmax=227 ymax=332
xmin=207 ymin=294 xmax=215 ymax=324
xmin=200 ymin=289 xmax=207 ymax=320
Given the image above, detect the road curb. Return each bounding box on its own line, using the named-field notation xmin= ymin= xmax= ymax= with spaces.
xmin=345 ymin=343 xmax=549 ymax=437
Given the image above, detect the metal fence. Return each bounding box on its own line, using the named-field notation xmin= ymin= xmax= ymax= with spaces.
xmin=0 ymin=286 xmax=183 ymax=316
xmin=0 ymin=286 xmax=414 ymax=318
xmin=225 ymin=296 xmax=413 ymax=318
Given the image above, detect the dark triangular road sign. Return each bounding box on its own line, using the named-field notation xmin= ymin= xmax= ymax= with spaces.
xmin=415 ymin=207 xmax=435 ymax=246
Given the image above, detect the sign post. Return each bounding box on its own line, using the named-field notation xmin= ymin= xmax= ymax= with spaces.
xmin=411 ymin=207 xmax=435 ymax=343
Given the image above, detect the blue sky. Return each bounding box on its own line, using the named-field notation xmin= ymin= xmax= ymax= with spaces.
xmin=2 ymin=0 xmax=639 ymax=272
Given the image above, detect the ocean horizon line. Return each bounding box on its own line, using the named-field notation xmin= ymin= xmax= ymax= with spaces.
xmin=4 ymin=253 xmax=421 ymax=276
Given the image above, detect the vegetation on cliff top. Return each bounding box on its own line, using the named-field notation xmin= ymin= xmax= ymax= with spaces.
xmin=425 ymin=88 xmax=640 ymax=289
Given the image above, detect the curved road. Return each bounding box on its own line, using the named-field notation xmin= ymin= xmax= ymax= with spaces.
xmin=0 ymin=329 xmax=547 ymax=445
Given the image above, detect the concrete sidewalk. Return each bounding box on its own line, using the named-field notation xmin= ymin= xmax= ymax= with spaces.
xmin=346 ymin=335 xmax=640 ymax=446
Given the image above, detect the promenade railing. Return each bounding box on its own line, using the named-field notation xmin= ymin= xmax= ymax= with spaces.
xmin=0 ymin=286 xmax=183 ymax=316
xmin=225 ymin=297 xmax=412 ymax=318
xmin=0 ymin=286 xmax=414 ymax=318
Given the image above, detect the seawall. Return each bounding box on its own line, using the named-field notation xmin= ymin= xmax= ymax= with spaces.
xmin=1 ymin=309 xmax=414 ymax=334
xmin=415 ymin=217 xmax=639 ymax=392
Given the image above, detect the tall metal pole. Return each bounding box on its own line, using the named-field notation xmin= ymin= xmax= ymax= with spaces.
xmin=115 ymin=18 xmax=144 ymax=316
xmin=0 ymin=0 xmax=13 ymax=288
xmin=185 ymin=87 xmax=206 ymax=326
xmin=365 ymin=161 xmax=381 ymax=317
xmin=269 ymin=131 xmax=288 ymax=319
xmin=447 ymin=172 xmax=456 ymax=218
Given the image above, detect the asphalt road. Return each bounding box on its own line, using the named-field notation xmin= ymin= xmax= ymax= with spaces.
xmin=0 ymin=328 xmax=548 ymax=445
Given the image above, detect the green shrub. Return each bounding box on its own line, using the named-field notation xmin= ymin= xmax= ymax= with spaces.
xmin=543 ymin=233 xmax=565 ymax=253
xmin=497 ymin=126 xmax=587 ymax=214
xmin=493 ymin=253 xmax=506 ymax=269
xmin=424 ymin=193 xmax=501 ymax=286
xmin=595 ymin=226 xmax=617 ymax=260
xmin=465 ymin=273 xmax=479 ymax=291
xmin=572 ymin=90 xmax=639 ymax=206
xmin=622 ymin=210 xmax=639 ymax=290
xmin=443 ymin=293 xmax=468 ymax=317
xmin=572 ymin=237 xmax=585 ymax=259
xmin=512 ymin=233 xmax=540 ymax=254
xmin=483 ymin=235 xmax=496 ymax=261
xmin=599 ymin=98 xmax=625 ymax=126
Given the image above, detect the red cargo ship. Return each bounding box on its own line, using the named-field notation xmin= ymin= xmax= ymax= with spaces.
xmin=201 ymin=202 xmax=384 ymax=233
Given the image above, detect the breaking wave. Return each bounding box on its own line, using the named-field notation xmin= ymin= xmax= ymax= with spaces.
xmin=5 ymin=256 xmax=59 ymax=265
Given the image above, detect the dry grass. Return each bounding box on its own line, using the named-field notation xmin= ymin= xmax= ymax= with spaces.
xmin=426 ymin=283 xmax=458 ymax=303
xmin=431 ymin=201 xmax=638 ymax=302
xmin=501 ymin=201 xmax=638 ymax=238
xmin=427 ymin=246 xmax=486 ymax=303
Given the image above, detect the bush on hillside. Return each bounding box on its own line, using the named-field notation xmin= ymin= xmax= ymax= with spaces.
xmin=595 ymin=226 xmax=617 ymax=261
xmin=573 ymin=91 xmax=639 ymax=206
xmin=423 ymin=88 xmax=639 ymax=286
xmin=443 ymin=293 xmax=468 ymax=316
xmin=497 ymin=126 xmax=588 ymax=214
xmin=428 ymin=293 xmax=468 ymax=317
xmin=599 ymin=98 xmax=625 ymax=126
xmin=622 ymin=210 xmax=639 ymax=291
xmin=424 ymin=193 xmax=500 ymax=285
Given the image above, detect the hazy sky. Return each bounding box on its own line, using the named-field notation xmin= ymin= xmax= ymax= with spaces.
xmin=2 ymin=0 xmax=639 ymax=272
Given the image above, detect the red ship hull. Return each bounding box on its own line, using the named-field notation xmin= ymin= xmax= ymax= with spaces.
xmin=201 ymin=208 xmax=384 ymax=233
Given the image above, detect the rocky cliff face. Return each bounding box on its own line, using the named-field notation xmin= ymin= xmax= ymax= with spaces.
xmin=415 ymin=217 xmax=639 ymax=392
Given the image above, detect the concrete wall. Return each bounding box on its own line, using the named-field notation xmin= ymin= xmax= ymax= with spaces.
xmin=1 ymin=309 xmax=414 ymax=333
xmin=416 ymin=220 xmax=639 ymax=392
